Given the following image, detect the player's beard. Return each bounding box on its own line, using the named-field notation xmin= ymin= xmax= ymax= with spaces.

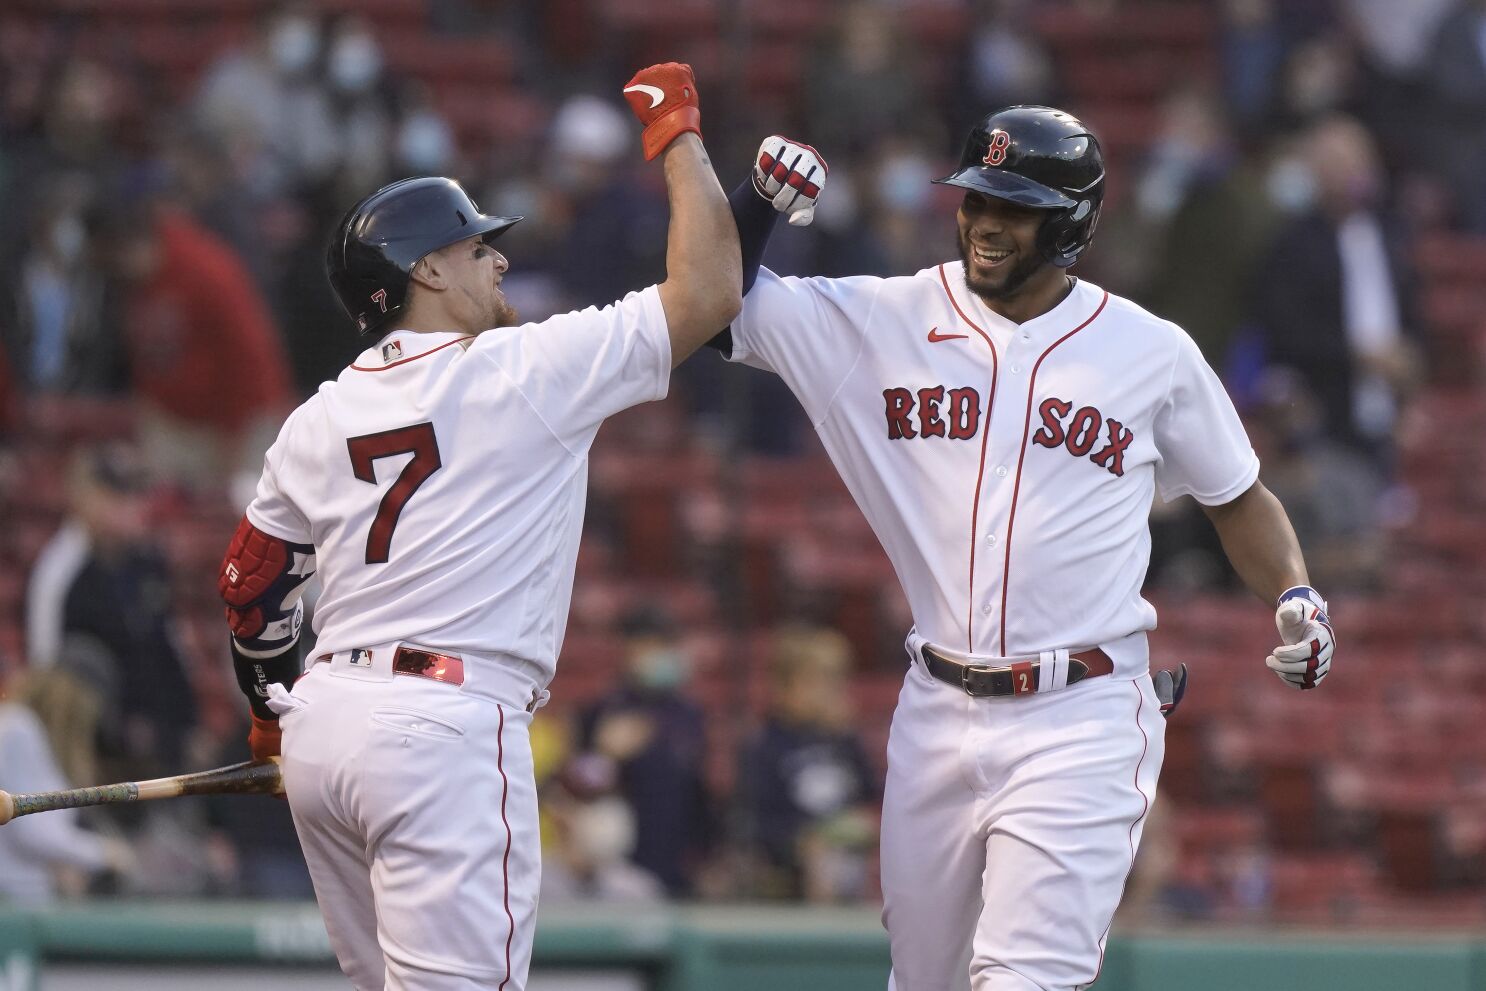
xmin=958 ymin=228 xmax=1044 ymax=303
xmin=491 ymin=296 xmax=519 ymax=329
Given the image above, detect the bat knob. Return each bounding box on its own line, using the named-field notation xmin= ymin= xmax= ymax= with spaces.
xmin=0 ymin=790 xmax=12 ymax=826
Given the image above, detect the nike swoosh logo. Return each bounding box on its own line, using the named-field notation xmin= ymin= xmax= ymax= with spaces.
xmin=623 ymin=84 xmax=665 ymax=109
xmin=927 ymin=326 xmax=969 ymax=343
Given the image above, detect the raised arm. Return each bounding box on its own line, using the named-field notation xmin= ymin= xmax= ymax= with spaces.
xmin=710 ymin=136 xmax=830 ymax=354
xmin=622 ymin=63 xmax=740 ymax=366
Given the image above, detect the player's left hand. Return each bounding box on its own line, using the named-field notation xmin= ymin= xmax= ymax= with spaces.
xmin=753 ymin=136 xmax=828 ymax=227
xmin=1265 ymin=585 xmax=1334 ymax=690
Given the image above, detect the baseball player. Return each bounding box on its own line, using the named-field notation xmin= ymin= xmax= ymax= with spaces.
xmin=719 ymin=107 xmax=1336 ymax=990
xmin=215 ymin=63 xmax=738 ymax=991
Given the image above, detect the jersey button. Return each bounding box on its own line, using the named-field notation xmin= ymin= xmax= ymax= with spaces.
xmin=985 ymin=533 xmax=997 ymax=545
xmin=983 ymin=602 xmax=993 ymax=615
xmin=994 ymin=465 xmax=1008 ymax=478
xmin=1010 ymin=364 xmax=1022 ymax=373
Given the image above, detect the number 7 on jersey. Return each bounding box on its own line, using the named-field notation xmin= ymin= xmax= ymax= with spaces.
xmin=347 ymin=422 xmax=442 ymax=564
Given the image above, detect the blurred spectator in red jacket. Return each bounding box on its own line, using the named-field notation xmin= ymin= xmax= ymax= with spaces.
xmin=94 ymin=196 xmax=292 ymax=502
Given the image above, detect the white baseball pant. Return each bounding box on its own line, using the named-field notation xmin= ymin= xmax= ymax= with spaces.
xmin=275 ymin=648 xmax=544 ymax=991
xmin=880 ymin=660 xmax=1165 ymax=991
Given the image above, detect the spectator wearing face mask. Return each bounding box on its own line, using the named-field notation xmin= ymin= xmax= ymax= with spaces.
xmin=322 ymin=14 xmax=395 ymax=199
xmin=1249 ymin=115 xmax=1423 ymax=472
xmin=739 ymin=626 xmax=878 ymax=903
xmin=577 ymin=607 xmax=713 ymax=897
xmin=193 ymin=1 xmax=338 ymax=194
xmin=0 ymin=174 xmax=118 ymax=395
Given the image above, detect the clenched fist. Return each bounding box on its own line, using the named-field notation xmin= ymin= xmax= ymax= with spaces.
xmin=622 ymin=62 xmax=702 ymax=161
xmin=753 ymin=135 xmax=829 ymax=227
xmin=1265 ymin=585 xmax=1335 ymax=690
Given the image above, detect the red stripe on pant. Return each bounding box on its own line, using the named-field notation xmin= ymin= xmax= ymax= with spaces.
xmin=496 ymin=705 xmax=515 ymax=991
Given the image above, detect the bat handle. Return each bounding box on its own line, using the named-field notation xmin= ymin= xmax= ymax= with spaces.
xmin=0 ymin=790 xmax=12 ymax=827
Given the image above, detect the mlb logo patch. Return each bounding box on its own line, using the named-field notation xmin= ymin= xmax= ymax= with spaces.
xmin=381 ymin=340 xmax=403 ymax=363
xmin=349 ymin=648 xmax=374 ymax=667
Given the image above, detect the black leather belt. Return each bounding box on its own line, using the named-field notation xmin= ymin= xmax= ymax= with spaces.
xmin=919 ymin=644 xmax=1113 ymax=698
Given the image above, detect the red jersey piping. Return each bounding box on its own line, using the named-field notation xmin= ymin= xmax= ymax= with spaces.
xmin=350 ymin=335 xmax=473 ymax=371
xmin=998 ymin=290 xmax=1108 ymax=655
xmin=937 ymin=264 xmax=999 ymax=652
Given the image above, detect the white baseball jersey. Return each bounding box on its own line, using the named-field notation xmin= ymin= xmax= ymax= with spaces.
xmin=251 ymin=286 xmax=669 ymax=991
xmin=245 ymin=286 xmax=671 ymax=684
xmin=728 ymin=261 xmax=1258 ymax=673
xmin=730 ymin=258 xmax=1256 ymax=991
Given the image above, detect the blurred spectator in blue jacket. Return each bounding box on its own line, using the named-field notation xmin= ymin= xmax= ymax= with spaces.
xmin=741 ymin=626 xmax=877 ymax=902
xmin=0 ymin=174 xmax=117 ymax=395
xmin=579 ymin=607 xmax=712 ymax=896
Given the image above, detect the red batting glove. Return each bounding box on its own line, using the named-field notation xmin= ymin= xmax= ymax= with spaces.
xmin=622 ymin=62 xmax=702 ymax=161
xmin=249 ymin=713 xmax=282 ymax=761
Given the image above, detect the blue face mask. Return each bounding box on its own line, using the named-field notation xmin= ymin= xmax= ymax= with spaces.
xmin=269 ymin=18 xmax=319 ymax=75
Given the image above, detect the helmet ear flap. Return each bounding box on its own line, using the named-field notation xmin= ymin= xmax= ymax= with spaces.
xmin=1037 ymin=198 xmax=1101 ymax=268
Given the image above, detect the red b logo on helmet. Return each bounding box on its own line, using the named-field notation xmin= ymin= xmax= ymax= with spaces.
xmin=983 ymin=129 xmax=1011 ymax=167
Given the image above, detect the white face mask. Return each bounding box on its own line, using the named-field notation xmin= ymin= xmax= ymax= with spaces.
xmin=50 ymin=216 xmax=86 ymax=265
xmin=397 ymin=112 xmax=453 ymax=173
xmin=1266 ymin=156 xmax=1318 ymax=213
xmin=329 ymin=34 xmax=381 ymax=92
xmin=269 ymin=17 xmax=319 ymax=75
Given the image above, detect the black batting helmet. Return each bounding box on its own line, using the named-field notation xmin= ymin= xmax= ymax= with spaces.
xmin=933 ymin=106 xmax=1104 ymax=268
xmin=326 ymin=176 xmax=522 ymax=337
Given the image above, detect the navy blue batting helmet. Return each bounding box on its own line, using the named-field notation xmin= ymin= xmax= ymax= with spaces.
xmin=326 ymin=176 xmax=522 ymax=336
xmin=933 ymin=106 xmax=1104 ymax=267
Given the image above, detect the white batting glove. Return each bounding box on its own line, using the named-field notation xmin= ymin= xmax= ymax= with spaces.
xmin=753 ymin=135 xmax=828 ymax=227
xmin=1265 ymin=586 xmax=1335 ymax=690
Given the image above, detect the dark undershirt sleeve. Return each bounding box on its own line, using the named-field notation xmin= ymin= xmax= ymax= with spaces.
xmin=705 ymin=176 xmax=783 ymax=355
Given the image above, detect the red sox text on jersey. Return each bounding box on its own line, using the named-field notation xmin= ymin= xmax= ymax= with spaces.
xmin=882 ymin=387 xmax=1134 ymax=477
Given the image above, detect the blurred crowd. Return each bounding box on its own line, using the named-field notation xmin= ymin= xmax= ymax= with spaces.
xmin=0 ymin=0 xmax=1478 ymax=916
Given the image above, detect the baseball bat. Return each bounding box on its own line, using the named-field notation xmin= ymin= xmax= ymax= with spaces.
xmin=0 ymin=758 xmax=283 ymax=826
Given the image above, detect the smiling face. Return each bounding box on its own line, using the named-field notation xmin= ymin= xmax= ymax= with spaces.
xmin=955 ymin=190 xmax=1054 ymax=303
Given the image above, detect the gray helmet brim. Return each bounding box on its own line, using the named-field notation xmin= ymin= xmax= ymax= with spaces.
xmin=932 ymin=167 xmax=1075 ymax=210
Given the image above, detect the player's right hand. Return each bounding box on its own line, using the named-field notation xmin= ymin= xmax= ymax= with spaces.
xmin=753 ymin=136 xmax=829 ymax=227
xmin=249 ymin=713 xmax=282 ymax=761
xmin=1265 ymin=586 xmax=1334 ymax=690
xmin=622 ymin=62 xmax=701 ymax=161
